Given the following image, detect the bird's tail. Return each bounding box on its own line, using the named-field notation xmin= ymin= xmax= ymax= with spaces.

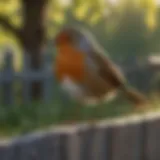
xmin=122 ymin=87 xmax=148 ymax=107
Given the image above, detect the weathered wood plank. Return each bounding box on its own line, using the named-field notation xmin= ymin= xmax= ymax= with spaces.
xmin=4 ymin=132 xmax=60 ymax=160
xmin=78 ymin=125 xmax=97 ymax=160
xmin=99 ymin=117 xmax=145 ymax=160
xmin=144 ymin=118 xmax=160 ymax=160
xmin=0 ymin=143 xmax=8 ymax=160
xmin=90 ymin=125 xmax=112 ymax=160
xmin=67 ymin=131 xmax=80 ymax=160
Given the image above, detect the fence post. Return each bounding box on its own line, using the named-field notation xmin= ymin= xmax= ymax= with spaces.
xmin=42 ymin=52 xmax=53 ymax=103
xmin=2 ymin=50 xmax=14 ymax=105
xmin=22 ymin=53 xmax=32 ymax=104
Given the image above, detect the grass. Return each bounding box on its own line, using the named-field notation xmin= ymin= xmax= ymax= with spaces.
xmin=0 ymin=93 xmax=159 ymax=138
xmin=0 ymin=79 xmax=159 ymax=137
xmin=0 ymin=98 xmax=127 ymax=136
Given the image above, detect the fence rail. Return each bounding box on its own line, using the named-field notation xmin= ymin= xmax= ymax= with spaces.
xmin=0 ymin=111 xmax=160 ymax=160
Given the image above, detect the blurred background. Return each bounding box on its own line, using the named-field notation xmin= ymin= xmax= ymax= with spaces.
xmin=0 ymin=0 xmax=160 ymax=137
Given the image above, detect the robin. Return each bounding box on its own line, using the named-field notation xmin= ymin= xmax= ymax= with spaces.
xmin=54 ymin=26 xmax=148 ymax=121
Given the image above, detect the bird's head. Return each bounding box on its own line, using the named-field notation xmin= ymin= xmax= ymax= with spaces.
xmin=54 ymin=27 xmax=81 ymax=46
xmin=54 ymin=26 xmax=99 ymax=53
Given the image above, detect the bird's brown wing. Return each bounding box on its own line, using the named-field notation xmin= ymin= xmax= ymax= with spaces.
xmin=82 ymin=66 xmax=116 ymax=98
xmin=79 ymin=49 xmax=124 ymax=99
xmin=85 ymin=50 xmax=148 ymax=106
xmin=86 ymin=49 xmax=126 ymax=89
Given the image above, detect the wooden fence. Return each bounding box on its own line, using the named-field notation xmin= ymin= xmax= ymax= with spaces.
xmin=1 ymin=111 xmax=160 ymax=160
xmin=0 ymin=50 xmax=53 ymax=105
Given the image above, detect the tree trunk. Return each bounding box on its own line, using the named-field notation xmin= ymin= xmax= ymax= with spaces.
xmin=20 ymin=0 xmax=48 ymax=100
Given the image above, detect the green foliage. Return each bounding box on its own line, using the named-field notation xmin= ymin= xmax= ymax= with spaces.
xmin=0 ymin=87 xmax=159 ymax=137
xmin=0 ymin=96 xmax=134 ymax=137
xmin=0 ymin=0 xmax=159 ymax=62
xmin=0 ymin=77 xmax=158 ymax=137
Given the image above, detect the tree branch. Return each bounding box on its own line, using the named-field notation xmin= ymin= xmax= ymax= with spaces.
xmin=0 ymin=15 xmax=21 ymax=38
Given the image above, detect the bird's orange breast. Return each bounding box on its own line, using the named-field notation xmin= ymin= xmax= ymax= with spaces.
xmin=55 ymin=45 xmax=86 ymax=82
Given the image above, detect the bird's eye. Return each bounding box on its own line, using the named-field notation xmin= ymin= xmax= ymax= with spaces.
xmin=57 ymin=32 xmax=72 ymax=44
